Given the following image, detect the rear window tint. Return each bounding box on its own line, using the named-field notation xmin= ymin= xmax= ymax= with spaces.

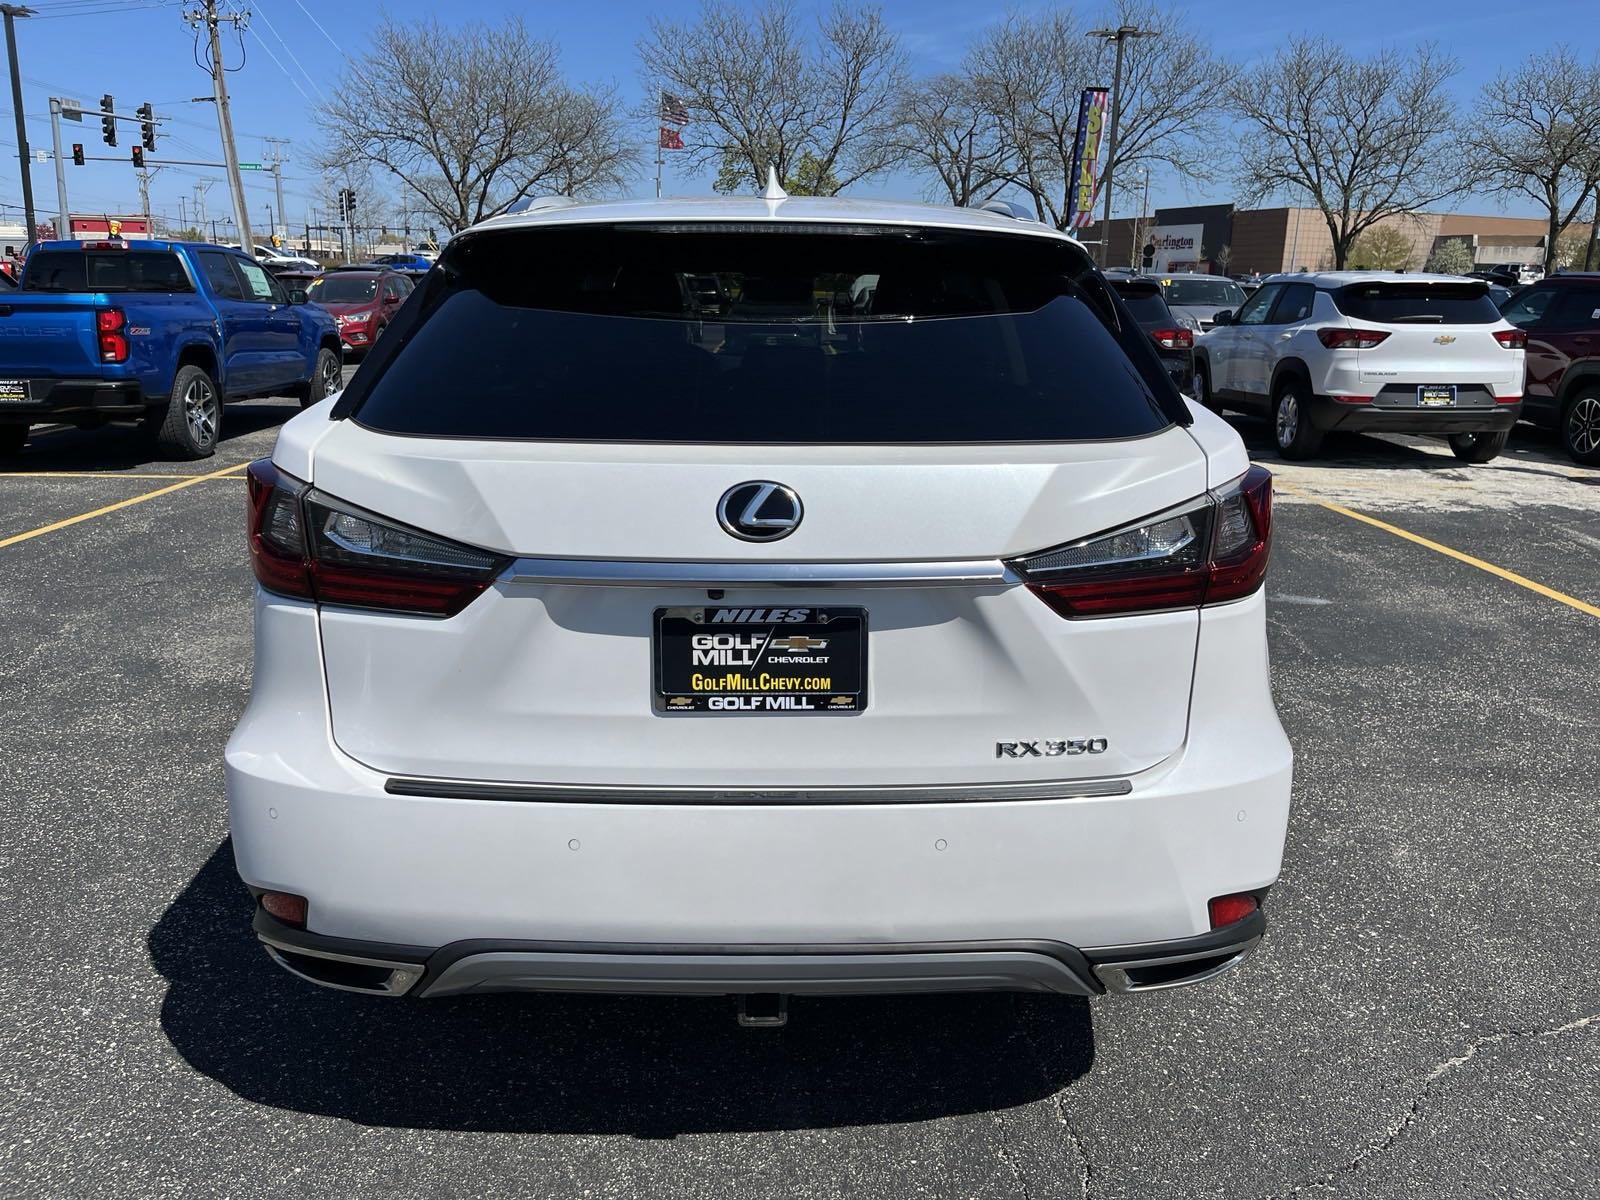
xmin=1112 ymin=285 xmax=1171 ymax=324
xmin=351 ymin=226 xmax=1174 ymax=444
xmin=1334 ymin=282 xmax=1500 ymax=324
xmin=24 ymin=250 xmax=192 ymax=292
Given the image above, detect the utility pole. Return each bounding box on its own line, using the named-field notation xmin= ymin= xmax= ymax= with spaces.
xmin=47 ymin=95 xmax=68 ymax=234
xmin=263 ymin=136 xmax=288 ymax=241
xmin=1 ymin=4 xmax=37 ymax=243
xmin=186 ymin=1 xmax=252 ymax=250
xmin=1088 ymin=23 xmax=1157 ymax=268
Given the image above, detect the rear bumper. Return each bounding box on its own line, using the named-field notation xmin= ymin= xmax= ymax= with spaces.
xmin=252 ymin=906 xmax=1268 ymax=998
xmin=0 ymin=378 xmax=146 ymax=420
xmin=1307 ymin=396 xmax=1521 ymax=435
xmin=227 ymin=591 xmax=1293 ymax=990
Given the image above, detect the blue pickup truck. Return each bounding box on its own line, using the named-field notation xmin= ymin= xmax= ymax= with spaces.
xmin=0 ymin=240 xmax=342 ymax=458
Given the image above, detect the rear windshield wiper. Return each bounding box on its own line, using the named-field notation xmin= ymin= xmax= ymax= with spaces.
xmin=1385 ymin=315 xmax=1446 ymax=323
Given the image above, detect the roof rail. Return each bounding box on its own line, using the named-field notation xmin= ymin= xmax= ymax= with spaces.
xmin=974 ymin=198 xmax=1038 ymax=222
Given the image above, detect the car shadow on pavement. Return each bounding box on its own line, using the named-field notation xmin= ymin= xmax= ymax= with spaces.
xmin=149 ymin=842 xmax=1096 ymax=1136
xmin=9 ymin=399 xmax=298 ymax=471
xmin=1224 ymin=410 xmax=1595 ymax=481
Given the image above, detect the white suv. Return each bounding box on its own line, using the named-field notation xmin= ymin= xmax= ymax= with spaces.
xmin=1194 ymin=272 xmax=1527 ymax=462
xmin=226 ymin=193 xmax=1293 ymax=1013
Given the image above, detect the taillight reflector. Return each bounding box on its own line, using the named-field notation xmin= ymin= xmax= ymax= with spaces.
xmin=1012 ymin=465 xmax=1273 ymax=619
xmin=1208 ymin=893 xmax=1258 ymax=929
xmin=1150 ymin=327 xmax=1194 ymax=350
xmin=245 ymin=458 xmax=508 ymax=617
xmin=1317 ymin=327 xmax=1390 ymax=350
xmin=1493 ymin=328 xmax=1527 ymax=349
xmin=97 ymin=306 xmax=128 ymax=363
xmin=261 ymin=891 xmax=308 ymax=928
xmin=1330 ymin=395 xmax=1372 ymax=405
xmin=1495 ymin=394 xmax=1522 ymax=404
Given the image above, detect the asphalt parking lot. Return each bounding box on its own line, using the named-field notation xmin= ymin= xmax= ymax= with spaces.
xmin=1 ymin=399 xmax=1596 ymax=1199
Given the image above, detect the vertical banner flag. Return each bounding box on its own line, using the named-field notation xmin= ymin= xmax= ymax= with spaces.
xmin=1066 ymin=87 xmax=1110 ymax=230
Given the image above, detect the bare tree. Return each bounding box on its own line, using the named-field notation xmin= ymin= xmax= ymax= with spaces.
xmin=639 ymin=1 xmax=906 ymax=195
xmin=891 ymin=73 xmax=1008 ymax=206
xmin=965 ymin=3 xmax=1226 ymax=229
xmin=1468 ymin=51 xmax=1600 ymax=275
xmin=319 ymin=16 xmax=637 ymax=234
xmin=1229 ymin=37 xmax=1466 ymax=270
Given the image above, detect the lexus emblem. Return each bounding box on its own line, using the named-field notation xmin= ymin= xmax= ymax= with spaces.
xmin=718 ymin=481 xmax=803 ymax=542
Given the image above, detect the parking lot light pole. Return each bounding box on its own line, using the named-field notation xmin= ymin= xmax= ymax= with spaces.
xmin=1 ymin=4 xmax=37 ymax=244
xmin=1088 ymin=24 xmax=1158 ymax=268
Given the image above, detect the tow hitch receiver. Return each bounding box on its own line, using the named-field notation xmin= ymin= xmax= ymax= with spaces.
xmin=736 ymin=993 xmax=788 ymax=1028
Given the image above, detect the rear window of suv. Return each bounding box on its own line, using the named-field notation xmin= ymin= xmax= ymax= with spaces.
xmin=1111 ymin=283 xmax=1172 ymax=325
xmin=348 ymin=224 xmax=1176 ymax=443
xmin=1334 ymin=282 xmax=1500 ymax=324
xmin=23 ymin=249 xmax=193 ymax=292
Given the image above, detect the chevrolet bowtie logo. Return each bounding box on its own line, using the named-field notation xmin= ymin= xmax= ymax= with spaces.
xmin=769 ymin=636 xmax=828 ymax=651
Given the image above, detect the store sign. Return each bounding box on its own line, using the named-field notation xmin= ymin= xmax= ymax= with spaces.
xmin=1150 ymin=223 xmax=1205 ymax=272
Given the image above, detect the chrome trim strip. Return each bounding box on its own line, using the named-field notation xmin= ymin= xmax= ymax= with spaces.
xmin=500 ymin=557 xmax=1018 ymax=589
xmin=383 ymin=775 xmax=1134 ymax=806
xmin=1093 ymin=935 xmax=1261 ymax=993
xmin=260 ymin=935 xmax=424 ymax=996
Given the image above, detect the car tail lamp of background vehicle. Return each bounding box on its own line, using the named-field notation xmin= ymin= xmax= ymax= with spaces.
xmin=1150 ymin=327 xmax=1194 ymax=350
xmin=1011 ymin=466 xmax=1272 ymax=618
xmin=1317 ymin=328 xmax=1390 ymax=350
xmin=96 ymin=307 xmax=128 ymax=363
xmin=246 ymin=459 xmax=509 ymax=617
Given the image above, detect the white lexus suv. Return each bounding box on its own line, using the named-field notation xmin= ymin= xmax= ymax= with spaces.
xmin=226 ymin=190 xmax=1293 ymax=1015
xmin=1194 ymin=272 xmax=1526 ymax=462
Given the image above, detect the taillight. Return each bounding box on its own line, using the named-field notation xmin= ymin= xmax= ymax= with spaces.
xmin=1493 ymin=328 xmax=1527 ymax=349
xmin=97 ymin=307 xmax=128 ymax=363
xmin=1011 ymin=465 xmax=1272 ymax=618
xmin=245 ymin=458 xmax=508 ymax=616
xmin=1150 ymin=327 xmax=1193 ymax=350
xmin=1317 ymin=327 xmax=1390 ymax=350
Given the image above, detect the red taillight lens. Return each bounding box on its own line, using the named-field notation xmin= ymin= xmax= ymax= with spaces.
xmin=97 ymin=306 xmax=128 ymax=363
xmin=1150 ymin=327 xmax=1193 ymax=350
xmin=245 ymin=457 xmax=506 ymax=617
xmin=1208 ymin=893 xmax=1259 ymax=929
xmin=1493 ymin=328 xmax=1527 ymax=349
xmin=1013 ymin=466 xmax=1273 ymax=618
xmin=260 ymin=890 xmax=308 ymax=928
xmin=1317 ymin=327 xmax=1390 ymax=350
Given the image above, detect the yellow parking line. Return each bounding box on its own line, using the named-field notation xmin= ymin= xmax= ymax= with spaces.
xmin=1278 ymin=483 xmax=1600 ymax=620
xmin=0 ymin=460 xmax=249 ymax=551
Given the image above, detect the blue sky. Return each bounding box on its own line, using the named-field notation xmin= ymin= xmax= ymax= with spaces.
xmin=0 ymin=0 xmax=1589 ymax=234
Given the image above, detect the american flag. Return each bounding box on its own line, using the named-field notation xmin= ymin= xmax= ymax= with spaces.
xmin=658 ymin=126 xmax=685 ymax=151
xmin=660 ymin=92 xmax=690 ymax=125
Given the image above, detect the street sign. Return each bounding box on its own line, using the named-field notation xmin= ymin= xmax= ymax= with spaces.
xmin=61 ymin=99 xmax=83 ymax=122
xmin=34 ymin=150 xmax=46 ymax=163
xmin=238 ymin=162 xmax=262 ymax=171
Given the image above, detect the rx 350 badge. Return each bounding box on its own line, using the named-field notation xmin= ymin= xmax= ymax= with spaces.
xmin=995 ymin=738 xmax=1108 ymax=759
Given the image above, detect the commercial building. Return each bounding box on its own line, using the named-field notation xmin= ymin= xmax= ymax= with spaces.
xmin=1087 ymin=204 xmax=1593 ymax=276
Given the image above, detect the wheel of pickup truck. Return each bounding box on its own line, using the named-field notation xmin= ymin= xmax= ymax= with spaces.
xmin=296 ymin=347 xmax=343 ymax=409
xmin=0 ymin=424 xmax=26 ymax=456
xmin=150 ymin=364 xmax=221 ymax=459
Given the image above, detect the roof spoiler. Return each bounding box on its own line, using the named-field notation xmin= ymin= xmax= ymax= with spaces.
xmin=971 ymin=198 xmax=1039 ymax=222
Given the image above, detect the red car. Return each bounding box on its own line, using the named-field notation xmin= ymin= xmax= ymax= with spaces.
xmin=306 ymin=268 xmax=414 ymax=356
xmin=1501 ymin=274 xmax=1600 ymax=464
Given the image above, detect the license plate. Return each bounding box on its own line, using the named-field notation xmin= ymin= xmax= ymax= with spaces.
xmin=654 ymin=606 xmax=866 ymax=714
xmin=0 ymin=379 xmax=29 ymax=404
xmin=1418 ymin=385 xmax=1457 ymax=408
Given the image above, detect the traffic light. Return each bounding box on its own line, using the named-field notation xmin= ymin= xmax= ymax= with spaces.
xmin=100 ymin=94 xmax=116 ymax=147
xmin=131 ymin=146 xmax=144 ymax=169
xmin=346 ymin=188 xmax=357 ymax=218
xmin=137 ymin=102 xmax=156 ymax=152
xmin=71 ymin=143 xmax=84 ymax=167
xmin=337 ymin=189 xmax=347 ymax=220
